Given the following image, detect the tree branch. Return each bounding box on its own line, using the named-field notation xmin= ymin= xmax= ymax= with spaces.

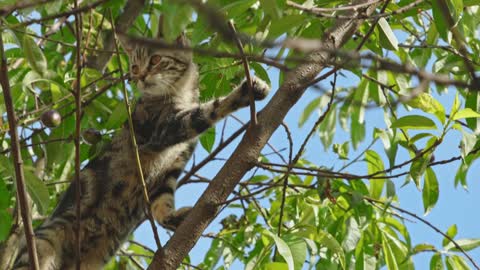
xmin=0 ymin=26 xmax=39 ymax=270
xmin=146 ymin=0 xmax=379 ymax=269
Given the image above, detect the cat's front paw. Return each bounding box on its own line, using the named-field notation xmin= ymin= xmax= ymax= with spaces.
xmin=241 ymin=77 xmax=270 ymax=101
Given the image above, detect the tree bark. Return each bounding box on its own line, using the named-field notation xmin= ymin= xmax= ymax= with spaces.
xmin=147 ymin=0 xmax=379 ymax=269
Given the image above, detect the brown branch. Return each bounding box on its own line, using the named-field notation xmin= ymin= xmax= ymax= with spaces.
xmin=146 ymin=1 xmax=379 ymax=269
xmin=287 ymin=0 xmax=422 ymax=20
xmin=72 ymin=0 xmax=83 ymax=268
xmin=0 ymin=0 xmax=57 ymax=17
xmin=287 ymin=0 xmax=381 ymax=12
xmin=8 ymin=0 xmax=108 ymax=29
xmin=0 ymin=26 xmax=39 ymax=270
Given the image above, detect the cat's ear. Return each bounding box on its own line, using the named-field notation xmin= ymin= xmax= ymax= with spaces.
xmin=116 ymin=32 xmax=135 ymax=55
xmin=175 ymin=32 xmax=189 ymax=48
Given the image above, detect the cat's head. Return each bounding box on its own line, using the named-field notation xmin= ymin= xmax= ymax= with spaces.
xmin=117 ymin=33 xmax=194 ymax=96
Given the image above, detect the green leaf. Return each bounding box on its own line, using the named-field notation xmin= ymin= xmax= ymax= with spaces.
xmin=382 ymin=233 xmax=399 ymax=270
xmin=249 ymin=175 xmax=270 ymax=183
xmin=406 ymin=93 xmax=446 ymax=124
xmin=431 ymin=0 xmax=449 ymax=40
xmin=465 ymin=91 xmax=480 ymax=132
xmin=443 ymin=224 xmax=458 ymax=247
xmin=200 ymin=238 xmax=224 ymax=269
xmin=351 ymin=113 xmax=365 ymax=150
xmin=446 ymin=255 xmax=470 ymax=270
xmin=445 ymin=238 xmax=480 ymax=252
xmin=342 ymin=218 xmax=360 ymax=252
xmin=422 ymin=168 xmax=439 ymax=215
xmin=390 ymin=115 xmax=436 ymax=130
xmin=318 ymin=104 xmax=337 ymax=150
xmin=0 ymin=210 xmax=12 ymax=242
xmin=221 ymin=0 xmax=258 ymax=18
xmin=268 ymin=15 xmax=305 ymax=38
xmin=0 ymin=179 xmax=10 ymax=209
xmin=365 ymin=150 xmax=385 ymax=199
xmin=162 ymin=1 xmax=193 ymax=42
xmin=251 ymin=62 xmax=271 ymax=86
xmin=104 ymin=102 xmax=127 ymax=130
xmin=200 ymin=127 xmax=216 ymax=153
xmin=430 ymin=253 xmax=444 ymax=270
xmin=453 ymin=108 xmax=480 ymax=120
xmin=413 ymin=243 xmax=436 ymax=254
xmin=316 ymin=230 xmax=346 ymax=269
xmin=460 ymin=130 xmax=476 ymax=159
xmin=22 ymin=35 xmax=47 ymax=76
xmin=265 ymin=262 xmax=289 ymax=270
xmin=333 ymin=142 xmax=349 ymax=160
xmin=299 ymin=97 xmax=320 ymax=127
xmin=260 ymin=0 xmax=284 ymax=19
xmin=24 ymin=168 xmax=50 ymax=215
xmin=283 ymin=235 xmax=307 ymax=270
xmin=377 ymin=18 xmax=398 ymax=50
xmin=263 ymin=230 xmax=295 ymax=270
xmin=410 ymin=153 xmax=431 ymax=189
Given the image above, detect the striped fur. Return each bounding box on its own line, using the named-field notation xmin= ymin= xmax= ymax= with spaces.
xmin=12 ymin=35 xmax=269 ymax=270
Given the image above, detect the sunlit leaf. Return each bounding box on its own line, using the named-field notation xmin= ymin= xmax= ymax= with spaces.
xmin=390 ymin=115 xmax=436 ymax=130
xmin=200 ymin=127 xmax=216 ymax=153
xmin=377 ymin=18 xmax=398 ymax=50
xmin=22 ymin=35 xmax=47 ymax=76
xmin=423 ymin=168 xmax=439 ymax=215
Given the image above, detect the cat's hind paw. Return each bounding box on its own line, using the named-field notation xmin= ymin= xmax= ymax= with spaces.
xmin=162 ymin=207 xmax=192 ymax=231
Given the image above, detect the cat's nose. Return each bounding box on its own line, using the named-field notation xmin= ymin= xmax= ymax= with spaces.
xmin=139 ymin=74 xmax=147 ymax=81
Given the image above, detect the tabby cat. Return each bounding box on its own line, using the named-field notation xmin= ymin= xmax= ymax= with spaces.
xmin=12 ymin=33 xmax=269 ymax=269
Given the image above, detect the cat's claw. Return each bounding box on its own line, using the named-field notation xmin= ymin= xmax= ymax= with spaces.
xmin=251 ymin=77 xmax=270 ymax=100
xmin=241 ymin=76 xmax=270 ymax=101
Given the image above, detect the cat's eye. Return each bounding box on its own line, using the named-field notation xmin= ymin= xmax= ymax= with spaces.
xmin=131 ymin=65 xmax=139 ymax=75
xmin=150 ymin=55 xmax=162 ymax=65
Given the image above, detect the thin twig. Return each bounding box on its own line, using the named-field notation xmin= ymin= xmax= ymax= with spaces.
xmin=274 ymin=122 xmax=294 ymax=261
xmin=7 ymin=0 xmax=108 ymax=29
xmin=356 ymin=0 xmax=391 ymax=51
xmin=73 ymin=0 xmax=83 ymax=268
xmin=0 ymin=0 xmax=57 ymax=16
xmin=437 ymin=0 xmax=480 ymax=90
xmin=177 ymin=124 xmax=248 ymax=188
xmin=111 ymin=12 xmax=162 ymax=249
xmin=0 ymin=24 xmax=40 ymax=270
xmin=228 ymin=20 xmax=257 ymax=126
xmin=366 ymin=197 xmax=480 ymax=270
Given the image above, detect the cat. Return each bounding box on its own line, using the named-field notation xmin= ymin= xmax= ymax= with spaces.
xmin=12 ymin=33 xmax=269 ymax=270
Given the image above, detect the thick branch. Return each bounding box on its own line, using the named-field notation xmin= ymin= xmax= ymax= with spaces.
xmin=147 ymin=1 xmax=379 ymax=269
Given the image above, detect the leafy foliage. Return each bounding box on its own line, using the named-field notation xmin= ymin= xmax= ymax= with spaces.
xmin=1 ymin=0 xmax=480 ymax=269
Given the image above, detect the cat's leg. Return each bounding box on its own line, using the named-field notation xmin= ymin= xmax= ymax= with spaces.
xmin=143 ymin=77 xmax=270 ymax=152
xmin=149 ymin=169 xmax=191 ymax=230
xmin=13 ymin=236 xmax=60 ymax=270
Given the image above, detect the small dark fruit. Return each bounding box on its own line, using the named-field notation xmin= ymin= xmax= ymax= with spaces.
xmin=82 ymin=128 xmax=102 ymax=145
xmin=41 ymin=110 xmax=62 ymax=127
